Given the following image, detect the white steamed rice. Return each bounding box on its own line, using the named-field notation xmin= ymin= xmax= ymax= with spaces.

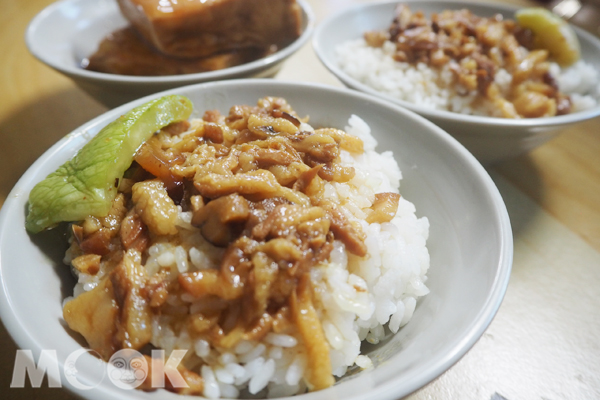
xmin=67 ymin=115 xmax=430 ymax=398
xmin=335 ymin=39 xmax=600 ymax=116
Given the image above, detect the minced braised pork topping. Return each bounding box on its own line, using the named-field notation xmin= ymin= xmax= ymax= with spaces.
xmin=62 ymin=97 xmax=400 ymax=394
xmin=364 ymin=4 xmax=572 ymax=118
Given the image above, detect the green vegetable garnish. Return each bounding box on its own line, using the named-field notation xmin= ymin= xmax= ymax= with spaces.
xmin=515 ymin=7 xmax=581 ymax=67
xmin=25 ymin=95 xmax=193 ymax=233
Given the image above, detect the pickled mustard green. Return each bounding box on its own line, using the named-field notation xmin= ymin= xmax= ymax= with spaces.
xmin=515 ymin=7 xmax=581 ymax=67
xmin=25 ymin=95 xmax=193 ymax=233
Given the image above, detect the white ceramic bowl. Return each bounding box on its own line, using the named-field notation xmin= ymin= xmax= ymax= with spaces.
xmin=313 ymin=0 xmax=600 ymax=164
xmin=25 ymin=0 xmax=314 ymax=108
xmin=0 ymin=80 xmax=512 ymax=400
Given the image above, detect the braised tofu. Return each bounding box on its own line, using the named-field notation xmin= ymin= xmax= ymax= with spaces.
xmin=116 ymin=0 xmax=302 ymax=59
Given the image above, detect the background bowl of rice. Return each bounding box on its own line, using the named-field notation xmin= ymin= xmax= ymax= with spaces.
xmin=0 ymin=80 xmax=512 ymax=399
xmin=25 ymin=0 xmax=314 ymax=109
xmin=313 ymin=0 xmax=600 ymax=165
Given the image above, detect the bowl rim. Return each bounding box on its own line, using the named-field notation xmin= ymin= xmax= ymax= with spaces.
xmin=0 ymin=79 xmax=513 ymax=400
xmin=313 ymin=0 xmax=600 ymax=128
xmin=25 ymin=0 xmax=315 ymax=85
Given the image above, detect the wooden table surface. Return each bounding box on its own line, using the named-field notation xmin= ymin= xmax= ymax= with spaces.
xmin=1 ymin=0 xmax=599 ymax=399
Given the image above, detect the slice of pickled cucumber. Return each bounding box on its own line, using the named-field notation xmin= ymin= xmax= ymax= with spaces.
xmin=25 ymin=95 xmax=193 ymax=233
xmin=515 ymin=7 xmax=581 ymax=67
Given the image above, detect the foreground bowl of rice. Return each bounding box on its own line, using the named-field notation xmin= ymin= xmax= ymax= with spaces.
xmin=0 ymin=80 xmax=512 ymax=400
xmin=25 ymin=0 xmax=314 ymax=109
xmin=313 ymin=0 xmax=600 ymax=165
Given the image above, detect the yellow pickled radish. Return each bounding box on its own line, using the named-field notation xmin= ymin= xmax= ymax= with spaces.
xmin=515 ymin=7 xmax=581 ymax=66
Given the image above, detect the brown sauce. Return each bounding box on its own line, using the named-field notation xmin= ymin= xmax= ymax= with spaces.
xmin=82 ymin=26 xmax=275 ymax=76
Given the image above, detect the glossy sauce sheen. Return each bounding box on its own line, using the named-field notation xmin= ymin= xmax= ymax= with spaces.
xmin=83 ymin=27 xmax=274 ymax=76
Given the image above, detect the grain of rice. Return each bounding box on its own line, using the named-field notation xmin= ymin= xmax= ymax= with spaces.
xmin=323 ymin=321 xmax=344 ymax=350
xmin=218 ymin=382 xmax=239 ymax=399
xmin=276 ymin=348 xmax=293 ymax=367
xmin=202 ymin=365 xmax=220 ymax=399
xmin=270 ymin=363 xmax=287 ymax=385
xmin=175 ymin=329 xmax=191 ymax=349
xmin=366 ymin=324 xmax=385 ymax=345
xmin=174 ymin=246 xmax=188 ymax=272
xmin=284 ymin=354 xmax=306 ymax=386
xmin=389 ymin=299 xmax=406 ymax=334
xmin=410 ymin=276 xmax=430 ymax=296
xmin=62 ymin=296 xmax=74 ymax=309
xmin=178 ymin=209 xmax=193 ymax=224
xmin=224 ymin=363 xmax=245 ymax=378
xmin=264 ymin=333 xmax=297 ymax=348
xmin=238 ymin=343 xmax=266 ymax=364
xmin=355 ymin=355 xmax=373 ymax=369
xmin=267 ymin=346 xmax=283 ymax=360
xmin=234 ymin=340 xmax=254 ymax=355
xmin=194 ymin=339 xmax=210 ymax=358
xmin=148 ymin=244 xmax=160 ymax=257
xmin=400 ymin=297 xmax=417 ymax=327
xmin=215 ymin=367 xmax=234 ymax=384
xmin=235 ymin=357 xmax=264 ymax=386
xmin=157 ymin=250 xmax=175 ymax=267
xmin=159 ymin=331 xmax=177 ymax=355
xmin=218 ymin=352 xmax=238 ymax=365
xmin=249 ymin=358 xmax=275 ymax=394
xmin=189 ymin=246 xmax=209 ymax=269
